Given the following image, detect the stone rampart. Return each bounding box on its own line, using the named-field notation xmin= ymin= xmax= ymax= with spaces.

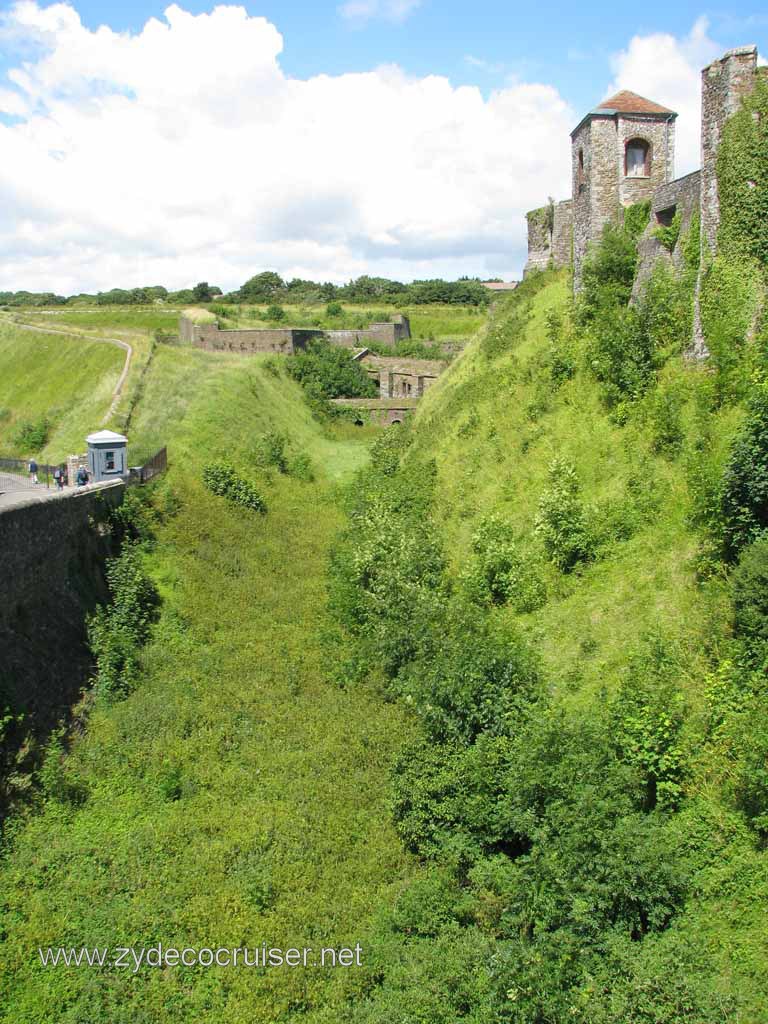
xmin=180 ymin=314 xmax=411 ymax=355
xmin=0 ymin=481 xmax=124 ymax=726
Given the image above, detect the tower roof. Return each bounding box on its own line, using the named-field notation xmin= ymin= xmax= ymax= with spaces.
xmin=596 ymin=90 xmax=676 ymax=116
xmin=571 ymin=89 xmax=677 ymax=137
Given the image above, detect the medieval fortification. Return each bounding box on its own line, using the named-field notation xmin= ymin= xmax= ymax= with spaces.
xmin=524 ymin=44 xmax=764 ymax=352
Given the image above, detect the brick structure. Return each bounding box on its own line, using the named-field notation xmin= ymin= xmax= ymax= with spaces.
xmin=524 ymin=43 xmax=762 ymax=349
xmin=352 ymin=350 xmax=447 ymax=399
xmin=523 ymin=200 xmax=573 ymax=276
xmin=179 ymin=313 xmax=411 ymax=355
xmin=330 ymin=397 xmax=419 ymax=426
xmin=570 ymin=90 xmax=676 ymax=290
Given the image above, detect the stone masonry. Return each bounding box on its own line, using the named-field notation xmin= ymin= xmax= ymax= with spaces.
xmin=180 ymin=313 xmax=411 ymax=355
xmin=524 ymin=42 xmax=762 ymax=339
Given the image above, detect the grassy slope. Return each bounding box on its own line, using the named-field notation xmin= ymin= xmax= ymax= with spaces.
xmin=0 ymin=322 xmax=126 ymax=462
xmin=0 ymin=347 xmax=416 ymax=1023
xmin=408 ymin=269 xmax=767 ymax=1013
xmin=412 ymin=273 xmax=729 ymax=704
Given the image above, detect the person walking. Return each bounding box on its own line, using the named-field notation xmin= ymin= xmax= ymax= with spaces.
xmin=28 ymin=458 xmax=38 ymax=485
xmin=76 ymin=465 xmax=89 ymax=487
xmin=53 ymin=466 xmax=64 ymax=491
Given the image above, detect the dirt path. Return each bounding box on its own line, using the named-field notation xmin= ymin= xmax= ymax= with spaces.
xmin=0 ymin=315 xmax=132 ymax=425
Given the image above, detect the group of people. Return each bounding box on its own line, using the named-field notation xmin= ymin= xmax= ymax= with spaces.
xmin=27 ymin=459 xmax=90 ymax=490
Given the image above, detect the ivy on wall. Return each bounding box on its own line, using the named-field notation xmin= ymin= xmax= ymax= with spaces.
xmin=717 ymin=77 xmax=768 ymax=267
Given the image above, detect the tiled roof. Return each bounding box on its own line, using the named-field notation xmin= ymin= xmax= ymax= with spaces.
xmin=596 ymin=90 xmax=676 ymax=116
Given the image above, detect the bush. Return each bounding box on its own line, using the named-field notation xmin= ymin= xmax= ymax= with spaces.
xmin=720 ymin=381 xmax=768 ymax=559
xmin=288 ymin=451 xmax=314 ymax=481
xmin=88 ymin=544 xmax=160 ymax=700
xmin=287 ymin=338 xmax=378 ymax=400
xmin=326 ymin=301 xmax=343 ymax=317
xmin=256 ymin=430 xmax=288 ymax=473
xmin=202 ymin=461 xmax=267 ymax=514
xmin=649 ymin=384 xmax=685 ymax=457
xmin=464 ymin=515 xmax=546 ymax=612
xmin=579 ymin=222 xmax=639 ymax=321
xmin=732 ymin=535 xmax=768 ymax=650
xmin=535 ymin=458 xmax=595 ymax=571
xmin=12 ymin=417 xmax=50 ymax=452
xmin=266 ymin=303 xmax=286 ymax=321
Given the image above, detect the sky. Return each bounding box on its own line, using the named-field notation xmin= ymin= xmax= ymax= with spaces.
xmin=0 ymin=1 xmax=766 ymax=294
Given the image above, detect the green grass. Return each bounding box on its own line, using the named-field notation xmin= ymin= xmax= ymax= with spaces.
xmin=0 ymin=344 xmax=416 ymax=1023
xmin=0 ymin=322 xmax=124 ymax=461
xmin=409 ymin=271 xmax=737 ymax=707
xmin=14 ymin=307 xmax=183 ymax=334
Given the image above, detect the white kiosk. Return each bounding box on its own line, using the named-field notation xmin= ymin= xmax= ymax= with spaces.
xmin=86 ymin=430 xmax=128 ymax=482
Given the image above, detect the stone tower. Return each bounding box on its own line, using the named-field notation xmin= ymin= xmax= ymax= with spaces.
xmin=571 ymin=90 xmax=677 ymax=289
xmin=699 ymin=45 xmax=759 ymax=256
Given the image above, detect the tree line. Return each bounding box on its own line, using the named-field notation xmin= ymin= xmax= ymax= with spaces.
xmin=0 ymin=271 xmax=497 ymax=309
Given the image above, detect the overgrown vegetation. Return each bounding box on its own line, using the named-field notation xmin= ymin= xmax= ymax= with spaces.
xmin=202 ymin=460 xmax=268 ymax=513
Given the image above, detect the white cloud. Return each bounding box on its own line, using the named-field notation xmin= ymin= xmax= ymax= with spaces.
xmin=0 ymin=1 xmax=574 ymax=292
xmin=0 ymin=6 xmax=740 ymax=293
xmin=607 ymin=16 xmax=721 ymax=176
xmin=338 ymin=0 xmax=421 ymax=25
xmin=463 ymin=55 xmax=505 ymax=74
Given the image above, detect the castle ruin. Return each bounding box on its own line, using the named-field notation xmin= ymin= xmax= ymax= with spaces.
xmin=524 ymin=44 xmax=763 ymax=317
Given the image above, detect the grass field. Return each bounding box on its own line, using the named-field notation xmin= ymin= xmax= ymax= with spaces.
xmin=0 ymin=322 xmax=124 ymax=461
xmin=0 ymin=339 xmax=418 ymax=1023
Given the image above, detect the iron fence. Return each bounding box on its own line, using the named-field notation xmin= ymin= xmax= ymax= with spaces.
xmin=0 ymin=456 xmax=66 ymax=494
xmin=128 ymin=446 xmax=167 ymax=484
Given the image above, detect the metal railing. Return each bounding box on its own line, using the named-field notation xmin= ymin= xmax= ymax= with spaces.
xmin=0 ymin=457 xmax=66 ymax=493
xmin=127 ymin=446 xmax=167 ymax=484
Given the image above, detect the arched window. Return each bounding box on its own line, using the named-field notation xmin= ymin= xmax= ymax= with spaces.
xmin=625 ymin=138 xmax=650 ymax=178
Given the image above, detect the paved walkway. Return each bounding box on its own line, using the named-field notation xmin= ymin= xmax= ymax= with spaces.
xmin=0 ymin=477 xmax=117 ymax=511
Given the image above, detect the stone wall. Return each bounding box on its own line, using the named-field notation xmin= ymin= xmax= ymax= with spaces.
xmin=631 ymin=170 xmax=701 ymax=301
xmin=523 ymin=200 xmax=573 ymax=276
xmin=700 ymin=45 xmax=759 ymax=256
xmin=180 ymin=314 xmax=411 ymax=355
xmin=0 ymin=482 xmax=124 ymax=726
xmin=616 ymin=114 xmax=676 ymax=207
xmin=356 ymin=352 xmax=446 ymax=398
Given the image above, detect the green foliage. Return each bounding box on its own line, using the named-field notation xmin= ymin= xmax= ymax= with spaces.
xmin=287 ymin=338 xmax=378 ymax=400
xmin=535 ymin=458 xmax=595 ymax=571
xmin=256 ymin=429 xmax=288 ymax=473
xmin=88 ymin=544 xmax=160 ymax=700
xmin=716 ymin=77 xmax=768 ymax=266
xmin=731 ymin=534 xmax=768 ymax=650
xmin=610 ymin=638 xmax=687 ymax=810
xmin=699 ymin=254 xmax=761 ymax=404
xmin=202 ymin=460 xmax=267 ymax=514
xmin=720 ymin=380 xmax=768 ymax=558
xmin=649 ymin=382 xmax=685 ymax=456
xmin=623 ymin=199 xmax=651 ymax=241
xmin=325 ymin=300 xmax=343 ymax=317
xmin=579 ymin=222 xmax=639 ymax=319
xmin=265 ymin=303 xmax=286 ymax=321
xmin=464 ymin=514 xmax=546 ymax=612
xmin=681 ymin=209 xmax=701 ymax=271
xmin=11 ymin=416 xmax=50 ymax=452
xmin=651 ymin=210 xmax=682 ymax=252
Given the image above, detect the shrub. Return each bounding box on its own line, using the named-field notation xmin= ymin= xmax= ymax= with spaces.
xmin=535 ymin=458 xmax=594 ymax=571
xmin=579 ymin=222 xmax=639 ymax=321
xmin=649 ymin=384 xmax=684 ymax=456
xmin=287 ymin=338 xmax=377 ymax=400
xmin=720 ymin=381 xmax=768 ymax=559
xmin=88 ymin=544 xmax=160 ymax=700
xmin=266 ymin=303 xmax=286 ymax=321
xmin=731 ymin=535 xmax=768 ymax=650
xmin=326 ymin=301 xmax=343 ymax=317
xmin=256 ymin=430 xmax=288 ymax=473
xmin=202 ymin=461 xmax=267 ymax=514
xmin=464 ymin=515 xmax=546 ymax=612
xmin=288 ymin=451 xmax=314 ymax=481
xmin=12 ymin=417 xmax=50 ymax=452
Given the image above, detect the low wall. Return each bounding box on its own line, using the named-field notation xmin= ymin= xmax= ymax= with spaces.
xmin=524 ymin=199 xmax=573 ymax=276
xmin=180 ymin=314 xmax=411 ymax=355
xmin=632 ymin=170 xmax=701 ymax=301
xmin=0 ymin=482 xmax=124 ymax=725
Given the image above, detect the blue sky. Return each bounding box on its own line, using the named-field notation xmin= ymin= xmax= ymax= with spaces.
xmin=0 ymin=1 xmax=765 ymax=291
xmin=28 ymin=0 xmax=768 ymax=114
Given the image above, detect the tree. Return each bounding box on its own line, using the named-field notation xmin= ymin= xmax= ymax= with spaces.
xmin=192 ymin=282 xmax=213 ymax=302
xmin=239 ymin=271 xmax=286 ymax=302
